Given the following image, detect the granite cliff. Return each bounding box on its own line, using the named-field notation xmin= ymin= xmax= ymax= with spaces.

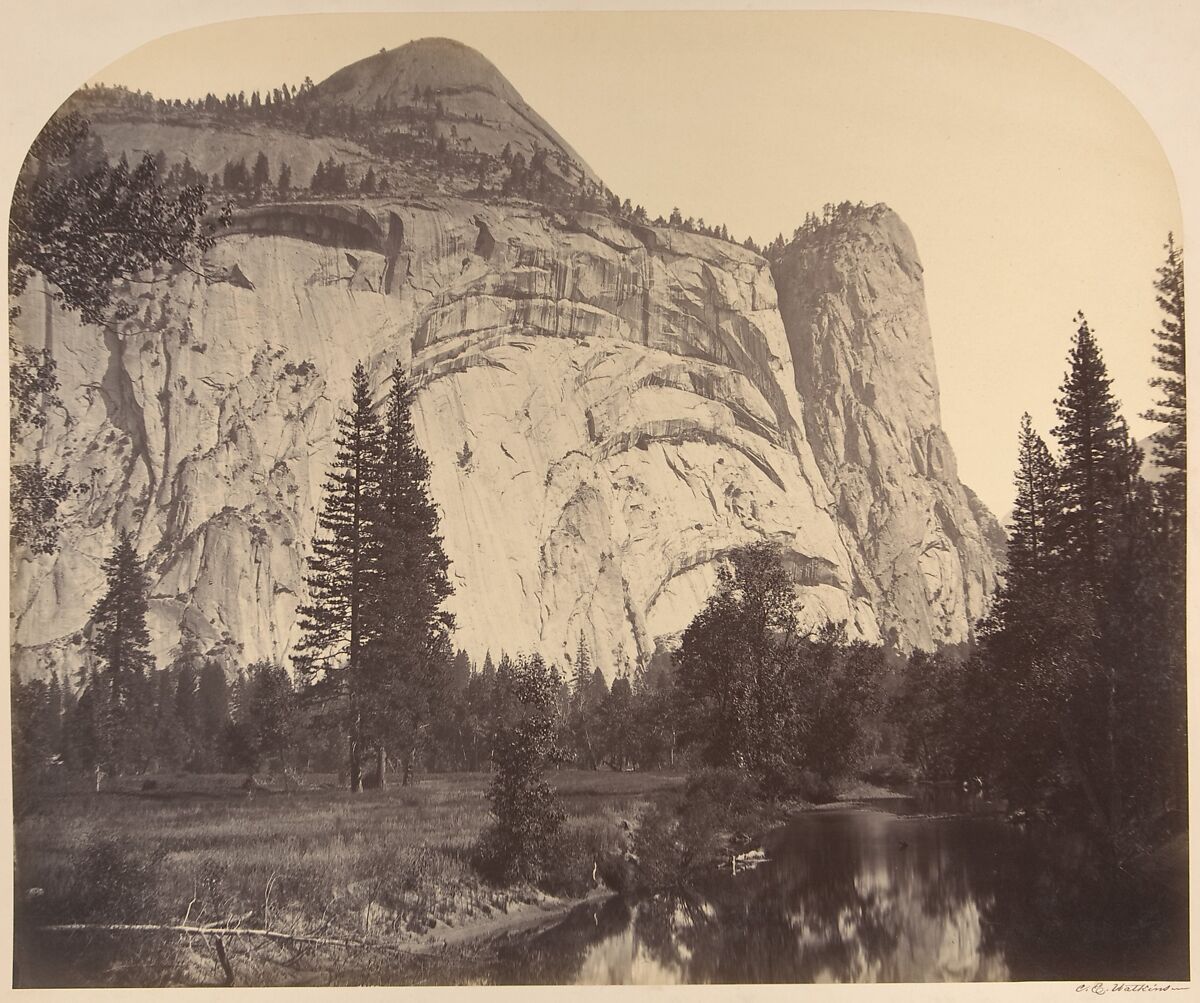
xmin=9 ymin=40 xmax=1001 ymax=679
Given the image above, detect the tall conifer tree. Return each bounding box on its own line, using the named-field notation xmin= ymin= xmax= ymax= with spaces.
xmin=366 ymin=362 xmax=454 ymax=785
xmin=1006 ymin=414 xmax=1059 ymax=590
xmin=1142 ymin=233 xmax=1186 ymax=533
xmin=88 ymin=530 xmax=154 ymax=773
xmin=295 ymin=363 xmax=385 ymax=791
xmin=1050 ymin=314 xmax=1137 ymax=587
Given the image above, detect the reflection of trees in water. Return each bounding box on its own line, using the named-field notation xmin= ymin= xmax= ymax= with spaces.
xmin=970 ymin=826 xmax=1189 ymax=981
xmin=488 ymin=896 xmax=634 ymax=984
xmin=628 ymin=813 xmax=1004 ymax=983
xmin=488 ymin=811 xmax=1185 ymax=984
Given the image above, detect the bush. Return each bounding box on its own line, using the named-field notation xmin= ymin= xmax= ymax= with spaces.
xmin=472 ymin=655 xmax=565 ymax=885
xmin=30 ymin=833 xmax=159 ymax=925
xmin=631 ymin=768 xmax=766 ymax=892
xmin=860 ymin=752 xmax=917 ymax=788
xmin=791 ymin=769 xmax=838 ymax=803
xmin=684 ymin=767 xmax=760 ymax=815
xmin=473 ymin=777 xmax=565 ymax=885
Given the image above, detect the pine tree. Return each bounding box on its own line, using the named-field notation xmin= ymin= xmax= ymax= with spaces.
xmin=277 ymin=162 xmax=292 ymax=195
xmin=88 ymin=530 xmax=154 ymax=773
xmin=46 ymin=670 xmax=64 ymax=760
xmin=365 ymin=362 xmax=454 ymax=785
xmin=252 ymin=151 xmax=270 ymax=192
xmin=571 ymin=631 xmax=591 ymax=697
xmin=196 ymin=660 xmax=230 ymax=768
xmin=1005 ymin=414 xmax=1059 ymax=590
xmin=1142 ymin=233 xmax=1186 ymax=532
xmin=295 ymin=362 xmax=385 ymax=791
xmin=1050 ymin=314 xmax=1136 ymax=587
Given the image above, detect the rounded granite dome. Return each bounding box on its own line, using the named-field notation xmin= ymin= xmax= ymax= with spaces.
xmin=312 ymin=36 xmax=599 ymax=184
xmin=316 ymin=37 xmax=524 ymax=109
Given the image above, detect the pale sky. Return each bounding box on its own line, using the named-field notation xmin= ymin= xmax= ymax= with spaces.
xmin=75 ymin=11 xmax=1181 ymax=518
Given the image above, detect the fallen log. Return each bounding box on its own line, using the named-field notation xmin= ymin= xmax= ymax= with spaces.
xmin=36 ymin=922 xmax=405 ymax=953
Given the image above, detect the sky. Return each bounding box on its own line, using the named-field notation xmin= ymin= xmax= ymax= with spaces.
xmin=69 ymin=11 xmax=1183 ymax=517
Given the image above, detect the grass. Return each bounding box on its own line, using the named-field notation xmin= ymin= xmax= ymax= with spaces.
xmin=13 ymin=769 xmax=683 ymax=987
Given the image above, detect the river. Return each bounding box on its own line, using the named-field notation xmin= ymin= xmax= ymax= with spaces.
xmin=483 ymin=789 xmax=1188 ymax=984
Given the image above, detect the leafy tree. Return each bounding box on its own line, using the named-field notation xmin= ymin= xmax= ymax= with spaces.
xmin=790 ymin=623 xmax=884 ymax=781
xmin=677 ymin=542 xmax=882 ymax=793
xmin=9 ymin=113 xmax=225 ymax=554
xmin=475 ymin=654 xmax=566 ymax=883
xmin=9 ymin=340 xmax=74 ymax=553
xmin=676 ymin=541 xmax=798 ymax=776
xmin=1142 ymin=233 xmax=1185 ymax=533
xmin=9 ymin=113 xmax=222 ymax=325
xmin=631 ymin=654 xmax=676 ymax=769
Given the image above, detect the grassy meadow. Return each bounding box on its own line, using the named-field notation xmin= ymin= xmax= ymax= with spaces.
xmin=13 ymin=769 xmax=684 ymax=987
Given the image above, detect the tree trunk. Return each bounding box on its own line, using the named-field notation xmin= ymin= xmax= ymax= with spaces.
xmin=401 ymin=747 xmax=414 ymax=787
xmin=376 ymin=745 xmax=387 ymax=789
xmin=1106 ymin=663 xmax=1122 ymax=837
xmin=349 ymin=737 xmax=362 ymax=793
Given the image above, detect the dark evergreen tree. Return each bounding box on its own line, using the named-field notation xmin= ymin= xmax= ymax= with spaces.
xmin=600 ymin=673 xmax=634 ymax=770
xmin=571 ymin=630 xmax=591 ymax=697
xmin=246 ymin=661 xmax=297 ymax=770
xmin=365 ymin=362 xmax=454 ymax=785
xmin=1142 ymin=233 xmax=1186 ymax=533
xmin=195 ymin=660 xmax=229 ymax=768
xmin=251 ymin=151 xmax=270 ymax=192
xmin=295 ymin=362 xmax=385 ymax=791
xmin=1050 ymin=314 xmax=1138 ymax=587
xmin=1005 ymin=414 xmax=1059 ymax=589
xmin=88 ymin=531 xmax=154 ymax=773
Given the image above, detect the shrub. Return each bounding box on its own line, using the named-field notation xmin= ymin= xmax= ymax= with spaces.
xmin=860 ymin=752 xmax=916 ymax=788
xmin=784 ymin=768 xmax=837 ymax=804
xmin=32 ymin=833 xmax=159 ymax=924
xmin=632 ymin=768 xmax=766 ymax=892
xmin=473 ymin=655 xmax=566 ymax=885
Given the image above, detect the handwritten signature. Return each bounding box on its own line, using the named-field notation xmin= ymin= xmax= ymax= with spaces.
xmin=1076 ymin=985 xmax=1188 ymax=995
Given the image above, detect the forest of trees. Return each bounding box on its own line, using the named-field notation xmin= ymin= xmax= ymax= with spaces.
xmin=888 ymin=238 xmax=1187 ymax=856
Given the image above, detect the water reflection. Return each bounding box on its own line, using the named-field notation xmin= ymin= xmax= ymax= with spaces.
xmin=488 ymin=795 xmax=1187 ymax=984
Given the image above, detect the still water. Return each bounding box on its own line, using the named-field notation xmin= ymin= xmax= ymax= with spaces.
xmin=487 ymin=791 xmax=1188 ymax=984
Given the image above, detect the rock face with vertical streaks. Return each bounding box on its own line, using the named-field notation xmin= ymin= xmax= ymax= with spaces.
xmin=8 ymin=40 xmax=1001 ymax=680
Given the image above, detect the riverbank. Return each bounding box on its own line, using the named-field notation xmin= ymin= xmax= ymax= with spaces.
xmin=13 ymin=770 xmax=681 ymax=987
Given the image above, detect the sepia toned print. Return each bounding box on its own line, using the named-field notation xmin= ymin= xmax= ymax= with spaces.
xmin=7 ymin=11 xmax=1187 ymax=988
